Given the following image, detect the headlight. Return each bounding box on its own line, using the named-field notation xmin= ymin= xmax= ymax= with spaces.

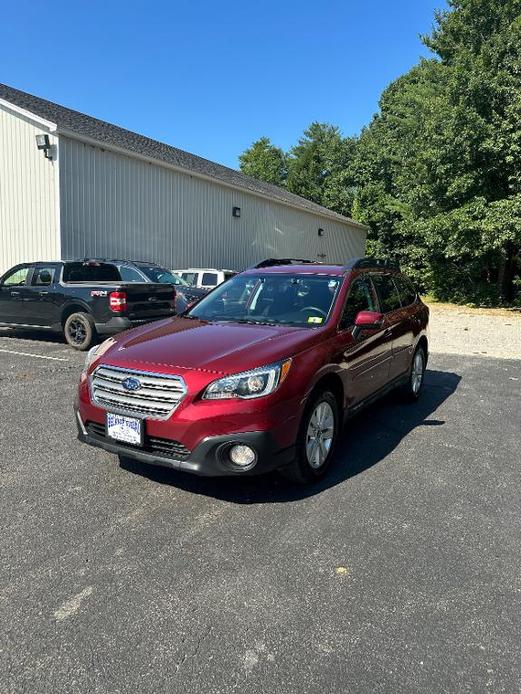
xmin=203 ymin=359 xmax=292 ymax=400
xmin=84 ymin=338 xmax=115 ymax=372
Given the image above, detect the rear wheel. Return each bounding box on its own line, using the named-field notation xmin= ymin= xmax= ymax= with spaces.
xmin=401 ymin=345 xmax=426 ymax=401
xmin=281 ymin=390 xmax=339 ymax=484
xmin=64 ymin=312 xmax=95 ymax=351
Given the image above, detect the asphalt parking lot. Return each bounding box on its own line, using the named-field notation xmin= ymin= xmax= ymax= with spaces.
xmin=1 ymin=329 xmax=520 ymax=693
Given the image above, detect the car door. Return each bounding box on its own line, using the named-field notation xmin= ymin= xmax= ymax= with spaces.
xmin=370 ymin=273 xmax=408 ymax=381
xmin=333 ymin=275 xmax=393 ymax=406
xmin=25 ymin=264 xmax=63 ymax=326
xmin=0 ymin=265 xmax=33 ymax=324
xmin=391 ymin=274 xmax=420 ymax=376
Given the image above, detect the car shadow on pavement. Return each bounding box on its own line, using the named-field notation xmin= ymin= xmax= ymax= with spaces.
xmin=119 ymin=368 xmax=461 ymax=503
xmin=0 ymin=327 xmax=68 ymax=346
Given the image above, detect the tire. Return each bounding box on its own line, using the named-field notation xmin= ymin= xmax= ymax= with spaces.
xmin=64 ymin=312 xmax=96 ymax=351
xmin=281 ymin=390 xmax=340 ymax=484
xmin=401 ymin=345 xmax=426 ymax=401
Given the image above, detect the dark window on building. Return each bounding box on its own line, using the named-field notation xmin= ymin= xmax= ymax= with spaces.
xmin=371 ymin=274 xmax=402 ymax=313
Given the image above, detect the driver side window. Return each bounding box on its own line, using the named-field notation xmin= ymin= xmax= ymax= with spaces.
xmin=340 ymin=276 xmax=377 ymax=329
xmin=3 ymin=267 xmax=30 ymax=287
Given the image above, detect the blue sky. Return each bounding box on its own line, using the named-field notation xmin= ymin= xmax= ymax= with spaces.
xmin=1 ymin=0 xmax=446 ymax=168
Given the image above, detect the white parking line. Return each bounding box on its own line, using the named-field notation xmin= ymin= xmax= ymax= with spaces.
xmin=0 ymin=348 xmax=69 ymax=362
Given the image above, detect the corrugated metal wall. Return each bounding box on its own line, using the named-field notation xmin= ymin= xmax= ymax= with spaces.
xmin=0 ymin=106 xmax=59 ymax=274
xmin=60 ymin=137 xmax=365 ymax=269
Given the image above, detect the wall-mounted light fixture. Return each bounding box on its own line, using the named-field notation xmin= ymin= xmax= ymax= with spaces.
xmin=232 ymin=206 xmax=241 ymax=218
xmin=318 ymin=228 xmax=324 ymax=237
xmin=35 ymin=133 xmax=52 ymax=159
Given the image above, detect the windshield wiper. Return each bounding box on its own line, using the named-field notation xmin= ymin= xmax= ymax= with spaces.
xmin=232 ymin=318 xmax=277 ymax=325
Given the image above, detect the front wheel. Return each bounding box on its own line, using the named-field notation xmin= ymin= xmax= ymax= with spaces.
xmin=64 ymin=312 xmax=95 ymax=351
xmin=281 ymin=390 xmax=339 ymax=484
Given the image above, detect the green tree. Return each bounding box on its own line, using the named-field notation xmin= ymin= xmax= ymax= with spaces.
xmin=354 ymin=0 xmax=521 ymax=303
xmin=286 ymin=123 xmax=356 ymax=216
xmin=239 ymin=137 xmax=287 ymax=187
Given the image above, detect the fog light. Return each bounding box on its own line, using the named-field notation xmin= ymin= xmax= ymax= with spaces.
xmin=229 ymin=444 xmax=256 ymax=468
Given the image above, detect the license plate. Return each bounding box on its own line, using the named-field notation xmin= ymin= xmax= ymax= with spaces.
xmin=106 ymin=413 xmax=142 ymax=446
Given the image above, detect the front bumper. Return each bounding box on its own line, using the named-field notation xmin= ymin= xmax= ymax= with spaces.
xmin=75 ymin=409 xmax=295 ymax=476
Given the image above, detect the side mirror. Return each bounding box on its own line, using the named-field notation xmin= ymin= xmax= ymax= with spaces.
xmin=352 ymin=310 xmax=384 ymax=338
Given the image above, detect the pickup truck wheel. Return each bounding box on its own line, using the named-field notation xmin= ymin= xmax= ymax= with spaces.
xmin=281 ymin=390 xmax=339 ymax=484
xmin=64 ymin=312 xmax=95 ymax=351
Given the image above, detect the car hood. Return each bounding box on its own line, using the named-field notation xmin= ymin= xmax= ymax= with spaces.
xmin=103 ymin=317 xmax=324 ymax=375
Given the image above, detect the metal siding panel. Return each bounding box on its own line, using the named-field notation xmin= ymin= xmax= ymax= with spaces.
xmin=0 ymin=106 xmax=58 ymax=273
xmin=59 ymin=137 xmax=366 ymax=269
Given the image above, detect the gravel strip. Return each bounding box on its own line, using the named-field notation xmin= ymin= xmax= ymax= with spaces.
xmin=427 ymin=304 xmax=521 ymax=359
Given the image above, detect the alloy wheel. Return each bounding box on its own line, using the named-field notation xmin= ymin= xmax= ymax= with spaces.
xmin=306 ymin=401 xmax=335 ymax=469
xmin=411 ymin=350 xmax=424 ymax=394
xmin=68 ymin=318 xmax=87 ymax=345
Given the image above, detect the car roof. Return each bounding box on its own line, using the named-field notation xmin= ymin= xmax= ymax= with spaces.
xmin=177 ymin=268 xmax=234 ymax=273
xmin=241 ymin=263 xmax=346 ymax=276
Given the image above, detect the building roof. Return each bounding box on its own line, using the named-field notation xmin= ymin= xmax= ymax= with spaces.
xmin=0 ymin=83 xmax=366 ymax=231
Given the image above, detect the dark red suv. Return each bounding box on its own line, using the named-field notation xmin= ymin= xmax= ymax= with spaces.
xmin=75 ymin=258 xmax=429 ymax=483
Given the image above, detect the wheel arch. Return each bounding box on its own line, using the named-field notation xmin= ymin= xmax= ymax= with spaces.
xmin=308 ymin=371 xmax=344 ymax=415
xmin=416 ymin=334 xmax=429 ymax=366
xmin=61 ymin=302 xmax=92 ymax=327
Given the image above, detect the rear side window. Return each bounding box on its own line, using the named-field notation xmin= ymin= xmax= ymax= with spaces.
xmin=341 ymin=276 xmax=378 ymax=328
xmin=202 ymin=272 xmax=218 ymax=286
xmin=393 ymin=275 xmax=417 ymax=306
xmin=224 ymin=272 xmax=236 ymax=281
xmin=32 ymin=266 xmax=57 ymax=286
xmin=371 ymin=274 xmax=402 ymax=312
xmin=63 ymin=263 xmax=120 ymax=282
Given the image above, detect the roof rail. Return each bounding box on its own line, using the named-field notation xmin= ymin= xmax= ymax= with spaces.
xmin=344 ymin=257 xmax=400 ymax=271
xmin=253 ymin=258 xmax=319 ymax=269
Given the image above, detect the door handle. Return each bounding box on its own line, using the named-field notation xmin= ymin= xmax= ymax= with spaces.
xmin=384 ymin=328 xmax=393 ymax=337
xmin=10 ymin=291 xmax=20 ymax=296
xmin=39 ymin=291 xmax=50 ymax=296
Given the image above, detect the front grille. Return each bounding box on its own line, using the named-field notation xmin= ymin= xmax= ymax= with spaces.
xmin=86 ymin=421 xmax=191 ymax=461
xmin=90 ymin=365 xmax=186 ymax=420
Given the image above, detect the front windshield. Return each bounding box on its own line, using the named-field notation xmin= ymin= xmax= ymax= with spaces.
xmin=138 ymin=265 xmax=188 ymax=286
xmin=188 ymin=273 xmax=342 ymax=327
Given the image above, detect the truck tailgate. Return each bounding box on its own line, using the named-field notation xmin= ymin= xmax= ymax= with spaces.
xmin=123 ymin=283 xmax=176 ymax=319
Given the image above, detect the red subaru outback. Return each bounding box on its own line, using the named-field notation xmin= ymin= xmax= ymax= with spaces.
xmin=75 ymin=258 xmax=429 ymax=483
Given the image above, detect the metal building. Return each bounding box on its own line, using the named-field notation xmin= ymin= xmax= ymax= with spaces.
xmin=0 ymin=84 xmax=367 ymax=275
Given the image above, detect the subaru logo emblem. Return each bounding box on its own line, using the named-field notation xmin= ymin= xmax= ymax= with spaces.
xmin=122 ymin=377 xmax=141 ymax=391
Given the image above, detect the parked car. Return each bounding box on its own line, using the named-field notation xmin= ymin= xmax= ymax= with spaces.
xmin=75 ymin=257 xmax=429 ymax=483
xmin=171 ymin=268 xmax=236 ymax=290
xmin=0 ymin=260 xmax=176 ymax=350
xmin=106 ymin=259 xmax=207 ymax=312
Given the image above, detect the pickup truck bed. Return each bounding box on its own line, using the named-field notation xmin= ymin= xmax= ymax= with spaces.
xmin=0 ymin=260 xmax=176 ymax=350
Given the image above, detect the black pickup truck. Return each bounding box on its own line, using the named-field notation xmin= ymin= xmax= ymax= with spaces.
xmin=0 ymin=260 xmax=176 ymax=350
